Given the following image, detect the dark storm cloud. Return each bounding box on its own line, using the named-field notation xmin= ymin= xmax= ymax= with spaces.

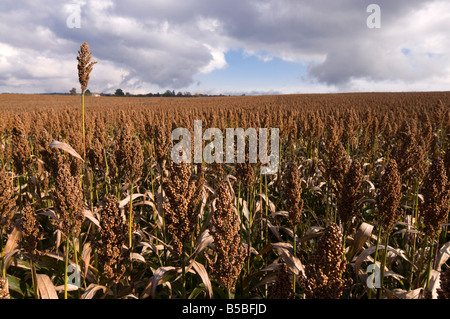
xmin=0 ymin=0 xmax=448 ymax=93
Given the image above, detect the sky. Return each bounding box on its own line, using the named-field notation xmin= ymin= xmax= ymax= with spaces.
xmin=0 ymin=0 xmax=449 ymax=95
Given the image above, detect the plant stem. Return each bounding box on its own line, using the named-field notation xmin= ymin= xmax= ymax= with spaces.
xmin=129 ymin=179 xmax=134 ymax=249
xmin=368 ymin=224 xmax=382 ymax=299
xmin=81 ymin=93 xmax=86 ymax=160
xmin=293 ymin=223 xmax=297 ymax=298
xmin=72 ymin=237 xmax=81 ymax=298
xmin=31 ymin=259 xmax=38 ymax=299
xmin=377 ymin=233 xmax=389 ymax=299
xmin=64 ymin=236 xmax=70 ymax=299
xmin=181 ymin=247 xmax=186 ymax=299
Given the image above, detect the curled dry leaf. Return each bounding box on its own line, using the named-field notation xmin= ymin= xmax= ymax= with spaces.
xmin=191 ymin=260 xmax=213 ymax=299
xmin=83 ymin=209 xmax=100 ymax=228
xmin=55 ymin=284 xmax=79 ymax=292
xmin=147 ymin=266 xmax=178 ymax=299
xmin=119 ymin=193 xmax=145 ymax=208
xmin=49 ymin=140 xmax=84 ymax=162
xmin=38 ymin=209 xmax=59 ymax=222
xmin=36 ymin=274 xmax=58 ymax=299
xmin=3 ymin=227 xmax=22 ymax=255
xmin=347 ymin=222 xmax=373 ymax=261
xmin=354 ymin=245 xmax=413 ymax=287
xmin=82 ymin=284 xmax=109 ymax=299
xmin=271 ymin=242 xmax=305 ymax=275
xmin=384 ymin=288 xmax=423 ymax=299
xmin=300 ymin=226 xmax=324 ymax=241
xmin=256 ymin=193 xmax=276 ymax=214
xmin=435 ymin=241 xmax=450 ymax=270
xmin=190 ymin=229 xmax=214 ymax=259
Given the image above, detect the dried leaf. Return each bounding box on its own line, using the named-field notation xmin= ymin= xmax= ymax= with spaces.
xmin=4 ymin=227 xmax=21 ymax=255
xmin=435 ymin=241 xmax=450 ymax=270
xmin=148 ymin=266 xmax=178 ymax=298
xmin=83 ymin=209 xmax=100 ymax=228
xmin=191 ymin=260 xmax=213 ymax=299
xmin=119 ymin=193 xmax=145 ymax=208
xmin=55 ymin=284 xmax=79 ymax=292
xmin=298 ymin=226 xmax=324 ymax=243
xmin=427 ymin=270 xmax=441 ymax=299
xmin=38 ymin=209 xmax=59 ymax=222
xmin=49 ymin=140 xmax=83 ymax=162
xmin=354 ymin=245 xmax=412 ymax=285
xmin=190 ymin=229 xmax=214 ymax=258
xmin=82 ymin=242 xmax=92 ymax=279
xmin=271 ymin=242 xmax=305 ymax=275
xmin=256 ymin=193 xmax=276 ymax=214
xmin=82 ymin=284 xmax=109 ymax=299
xmin=131 ymin=253 xmax=146 ymax=263
xmin=384 ymin=288 xmax=423 ymax=299
xmin=36 ymin=274 xmax=58 ymax=299
xmin=347 ymin=222 xmax=373 ymax=261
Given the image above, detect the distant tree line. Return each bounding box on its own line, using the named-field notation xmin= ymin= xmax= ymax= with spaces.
xmin=69 ymin=88 xmax=227 ymax=97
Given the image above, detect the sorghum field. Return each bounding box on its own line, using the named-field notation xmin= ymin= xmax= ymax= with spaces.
xmin=1 ymin=90 xmax=450 ymax=300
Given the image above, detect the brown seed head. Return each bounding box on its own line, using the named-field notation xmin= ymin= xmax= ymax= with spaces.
xmin=337 ymin=159 xmax=363 ymax=230
xmin=163 ymin=159 xmax=197 ymax=256
xmin=377 ymin=159 xmax=402 ymax=232
xmin=270 ymin=262 xmax=293 ymax=299
xmin=206 ymin=182 xmax=247 ymax=290
xmin=53 ymin=163 xmax=84 ymax=238
xmin=77 ymin=42 xmax=97 ymax=94
xmin=300 ymin=223 xmax=352 ymax=299
xmin=20 ymin=204 xmax=43 ymax=260
xmin=284 ymin=162 xmax=303 ymax=226
xmin=420 ymin=156 xmax=450 ymax=239
xmin=97 ymin=194 xmax=127 ymax=283
xmin=0 ymin=168 xmax=16 ymax=230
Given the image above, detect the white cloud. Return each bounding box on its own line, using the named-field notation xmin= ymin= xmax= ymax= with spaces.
xmin=0 ymin=0 xmax=448 ymax=94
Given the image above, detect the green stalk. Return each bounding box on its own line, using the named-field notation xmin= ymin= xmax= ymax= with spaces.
xmin=1 ymin=228 xmax=4 ymax=278
xmin=72 ymin=237 xmax=81 ymax=298
xmin=181 ymin=247 xmax=186 ymax=299
xmin=368 ymin=224 xmax=382 ymax=299
xmin=293 ymin=223 xmax=297 ymax=298
xmin=425 ymin=242 xmax=435 ymax=290
xmin=81 ymin=92 xmax=86 ymax=160
xmin=128 ymin=179 xmax=134 ymax=249
xmin=377 ymin=233 xmax=389 ymax=299
xmin=64 ymin=236 xmax=70 ymax=299
xmin=31 ymin=259 xmax=38 ymax=299
xmin=415 ymin=236 xmax=429 ymax=289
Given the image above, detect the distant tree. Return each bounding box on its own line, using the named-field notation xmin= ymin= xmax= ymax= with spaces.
xmin=115 ymin=88 xmax=125 ymax=96
xmin=184 ymin=92 xmax=192 ymax=97
xmin=126 ymin=92 xmax=131 ymax=96
xmin=163 ymin=90 xmax=174 ymax=97
xmin=70 ymin=88 xmax=77 ymax=95
xmin=176 ymin=91 xmax=183 ymax=97
xmin=85 ymin=89 xmax=92 ymax=96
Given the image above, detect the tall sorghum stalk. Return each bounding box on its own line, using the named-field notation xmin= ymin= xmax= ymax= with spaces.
xmin=20 ymin=204 xmax=43 ymax=298
xmin=53 ymin=163 xmax=84 ymax=299
xmin=0 ymin=168 xmax=16 ymax=278
xmin=77 ymin=42 xmax=97 ymax=160
xmin=418 ymin=156 xmax=450 ymax=288
xmin=299 ymin=223 xmax=351 ymax=299
xmin=206 ymin=182 xmax=247 ymax=298
xmin=284 ymin=162 xmax=303 ymax=296
xmin=114 ymin=124 xmax=143 ymax=249
xmin=337 ymin=159 xmax=363 ymax=237
xmin=375 ymin=159 xmax=402 ymax=298
xmin=97 ymin=194 xmax=127 ymax=286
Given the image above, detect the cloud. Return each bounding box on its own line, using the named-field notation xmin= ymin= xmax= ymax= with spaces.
xmin=0 ymin=0 xmax=448 ymax=93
